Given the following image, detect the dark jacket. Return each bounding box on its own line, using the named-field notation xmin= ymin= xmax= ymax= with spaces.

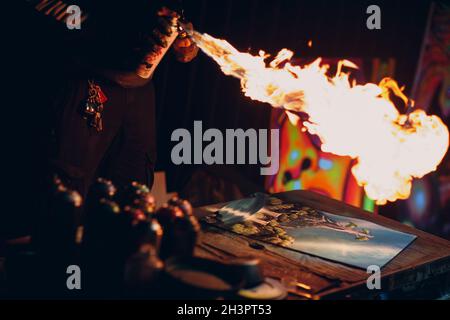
xmin=2 ymin=0 xmax=165 ymax=238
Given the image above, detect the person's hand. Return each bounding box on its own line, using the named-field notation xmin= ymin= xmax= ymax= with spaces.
xmin=151 ymin=7 xmax=198 ymax=63
xmin=157 ymin=8 xmax=199 ymax=63
xmin=152 ymin=7 xmax=179 ymax=47
xmin=172 ymin=22 xmax=199 ymax=63
xmin=137 ymin=7 xmax=198 ymax=78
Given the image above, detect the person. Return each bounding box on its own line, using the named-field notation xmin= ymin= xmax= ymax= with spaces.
xmin=2 ymin=0 xmax=198 ymax=239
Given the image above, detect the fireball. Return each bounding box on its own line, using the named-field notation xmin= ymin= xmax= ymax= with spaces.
xmin=192 ymin=32 xmax=449 ymax=205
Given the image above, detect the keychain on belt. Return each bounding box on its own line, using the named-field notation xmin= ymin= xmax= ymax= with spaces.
xmin=83 ymin=80 xmax=108 ymax=132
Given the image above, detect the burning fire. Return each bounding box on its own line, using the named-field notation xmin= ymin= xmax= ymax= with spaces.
xmin=191 ymin=32 xmax=449 ymax=205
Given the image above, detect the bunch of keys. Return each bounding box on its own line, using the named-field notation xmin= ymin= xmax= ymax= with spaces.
xmin=84 ymin=80 xmax=108 ymax=132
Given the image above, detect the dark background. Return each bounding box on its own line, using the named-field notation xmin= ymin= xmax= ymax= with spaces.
xmin=153 ymin=0 xmax=433 ymax=196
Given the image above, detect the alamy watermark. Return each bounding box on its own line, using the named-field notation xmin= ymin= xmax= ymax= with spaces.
xmin=366 ymin=5 xmax=382 ymax=30
xmin=64 ymin=263 xmax=380 ymax=292
xmin=171 ymin=121 xmax=280 ymax=176
xmin=367 ymin=265 xmax=381 ymax=290
xmin=31 ymin=1 xmax=85 ymax=30
xmin=66 ymin=5 xmax=82 ymax=30
xmin=66 ymin=265 xmax=81 ymax=290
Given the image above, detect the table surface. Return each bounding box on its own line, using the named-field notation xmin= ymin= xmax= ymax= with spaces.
xmin=194 ymin=190 xmax=450 ymax=299
xmin=2 ymin=190 xmax=450 ymax=299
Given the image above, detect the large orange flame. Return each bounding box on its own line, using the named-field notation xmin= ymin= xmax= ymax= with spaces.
xmin=192 ymin=32 xmax=449 ymax=205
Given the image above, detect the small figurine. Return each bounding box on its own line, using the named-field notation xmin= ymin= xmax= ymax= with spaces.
xmin=88 ymin=178 xmax=117 ymax=200
xmin=155 ymin=198 xmax=200 ymax=260
xmin=117 ymin=181 xmax=152 ymax=211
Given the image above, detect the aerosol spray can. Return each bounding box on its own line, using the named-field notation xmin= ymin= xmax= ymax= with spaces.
xmin=136 ymin=14 xmax=180 ymax=79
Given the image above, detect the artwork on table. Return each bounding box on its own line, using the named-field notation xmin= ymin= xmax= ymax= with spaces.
xmin=205 ymin=193 xmax=417 ymax=269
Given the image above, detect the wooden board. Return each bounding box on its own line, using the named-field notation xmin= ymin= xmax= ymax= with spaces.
xmin=194 ymin=191 xmax=450 ymax=299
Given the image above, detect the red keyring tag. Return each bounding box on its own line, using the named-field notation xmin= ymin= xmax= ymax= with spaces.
xmin=97 ymin=86 xmax=108 ymax=104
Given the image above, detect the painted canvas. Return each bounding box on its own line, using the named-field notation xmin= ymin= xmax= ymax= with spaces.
xmin=205 ymin=193 xmax=417 ymax=269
